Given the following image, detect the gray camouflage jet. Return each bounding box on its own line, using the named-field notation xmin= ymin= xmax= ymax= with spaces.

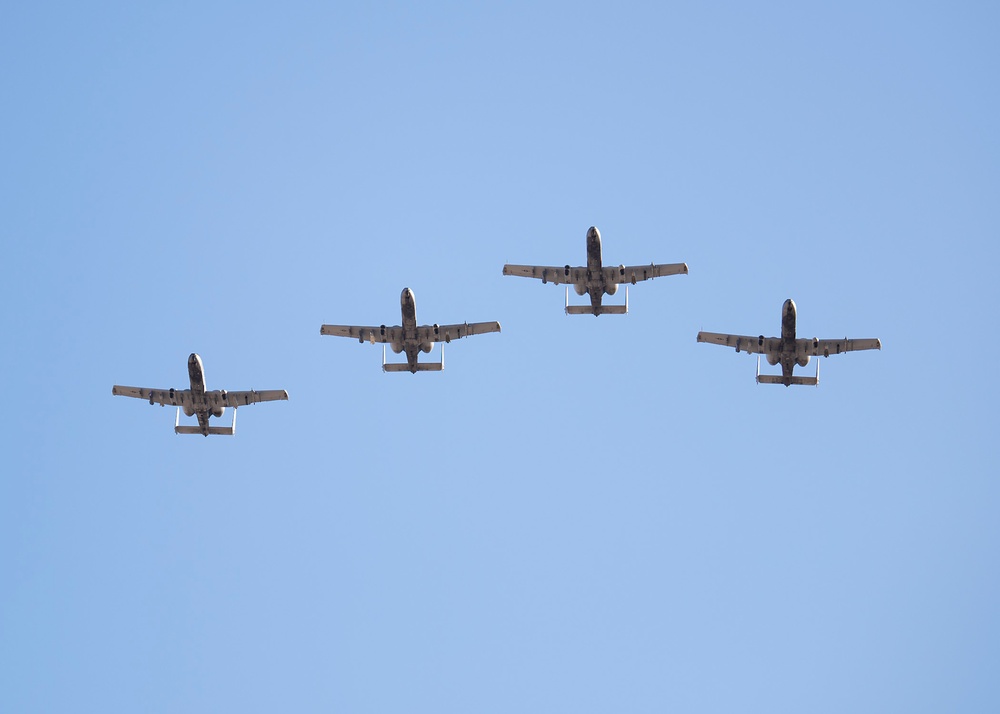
xmin=697 ymin=299 xmax=881 ymax=386
xmin=112 ymin=353 xmax=288 ymax=435
xmin=503 ymin=226 xmax=688 ymax=315
xmin=321 ymin=287 xmax=501 ymax=373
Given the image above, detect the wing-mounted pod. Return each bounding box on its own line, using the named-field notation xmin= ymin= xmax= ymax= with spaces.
xmin=431 ymin=323 xmax=457 ymax=345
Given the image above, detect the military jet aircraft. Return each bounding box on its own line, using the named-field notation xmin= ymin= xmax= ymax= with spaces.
xmin=112 ymin=353 xmax=288 ymax=435
xmin=697 ymin=299 xmax=881 ymax=386
xmin=502 ymin=226 xmax=688 ymax=315
xmin=321 ymin=287 xmax=501 ymax=373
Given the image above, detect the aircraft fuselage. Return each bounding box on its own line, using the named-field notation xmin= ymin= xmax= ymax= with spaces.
xmin=186 ymin=352 xmax=222 ymax=434
xmin=776 ymin=298 xmax=798 ymax=384
xmin=582 ymin=226 xmax=612 ymax=311
xmin=399 ymin=287 xmax=422 ymax=373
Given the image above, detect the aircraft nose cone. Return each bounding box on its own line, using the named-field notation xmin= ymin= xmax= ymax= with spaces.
xmin=587 ymin=226 xmax=600 ymax=240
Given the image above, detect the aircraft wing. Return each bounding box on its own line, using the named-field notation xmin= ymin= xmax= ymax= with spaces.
xmin=320 ymin=324 xmax=404 ymax=344
xmin=697 ymin=332 xmax=781 ymax=355
xmin=604 ymin=262 xmax=689 ymax=285
xmin=113 ymin=386 xmax=287 ymax=408
xmin=415 ymin=321 xmax=501 ymax=343
xmin=502 ymin=264 xmax=587 ymax=285
xmin=112 ymin=385 xmax=192 ymax=407
xmin=798 ymin=337 xmax=882 ymax=357
xmin=216 ymin=389 xmax=289 ymax=407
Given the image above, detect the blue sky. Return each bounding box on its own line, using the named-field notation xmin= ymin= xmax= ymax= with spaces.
xmin=2 ymin=2 xmax=998 ymax=712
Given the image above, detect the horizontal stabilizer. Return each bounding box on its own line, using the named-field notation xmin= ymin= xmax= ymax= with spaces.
xmin=756 ymin=374 xmax=819 ymax=386
xmin=382 ymin=361 xmax=444 ymax=372
xmin=174 ymin=425 xmax=236 ymax=435
xmin=565 ymin=304 xmax=628 ymax=315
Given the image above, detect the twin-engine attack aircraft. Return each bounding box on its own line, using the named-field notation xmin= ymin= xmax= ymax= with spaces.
xmin=112 ymin=353 xmax=288 ymax=435
xmin=697 ymin=299 xmax=881 ymax=386
xmin=502 ymin=226 xmax=689 ymax=315
xmin=320 ymin=287 xmax=501 ymax=373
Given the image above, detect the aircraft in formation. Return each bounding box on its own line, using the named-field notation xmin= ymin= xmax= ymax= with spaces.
xmin=320 ymin=287 xmax=501 ymax=373
xmin=112 ymin=228 xmax=882 ymax=434
xmin=112 ymin=353 xmax=288 ymax=436
xmin=697 ymin=299 xmax=882 ymax=386
xmin=503 ymin=226 xmax=688 ymax=315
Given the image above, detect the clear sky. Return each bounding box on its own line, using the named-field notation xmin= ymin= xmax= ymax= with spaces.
xmin=2 ymin=2 xmax=998 ymax=712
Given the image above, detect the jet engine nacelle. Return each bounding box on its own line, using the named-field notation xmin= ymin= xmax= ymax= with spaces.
xmin=183 ymin=406 xmax=195 ymax=417
xmin=420 ymin=342 xmax=434 ymax=354
xmin=573 ymin=283 xmax=587 ymax=296
xmin=390 ymin=342 xmax=404 ymax=354
xmin=766 ymin=353 xmax=780 ymax=366
xmin=797 ymin=354 xmax=811 ymax=368
xmin=211 ymin=405 xmax=226 ymax=419
xmin=606 ymin=282 xmax=619 ymax=296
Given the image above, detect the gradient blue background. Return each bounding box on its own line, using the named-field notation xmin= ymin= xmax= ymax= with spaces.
xmin=3 ymin=2 xmax=998 ymax=712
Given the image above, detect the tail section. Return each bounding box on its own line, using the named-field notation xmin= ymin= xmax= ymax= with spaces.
xmin=755 ymin=355 xmax=820 ymax=386
xmin=382 ymin=344 xmax=445 ymax=372
xmin=564 ymin=286 xmax=628 ymax=315
xmin=174 ymin=407 xmax=238 ymax=435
